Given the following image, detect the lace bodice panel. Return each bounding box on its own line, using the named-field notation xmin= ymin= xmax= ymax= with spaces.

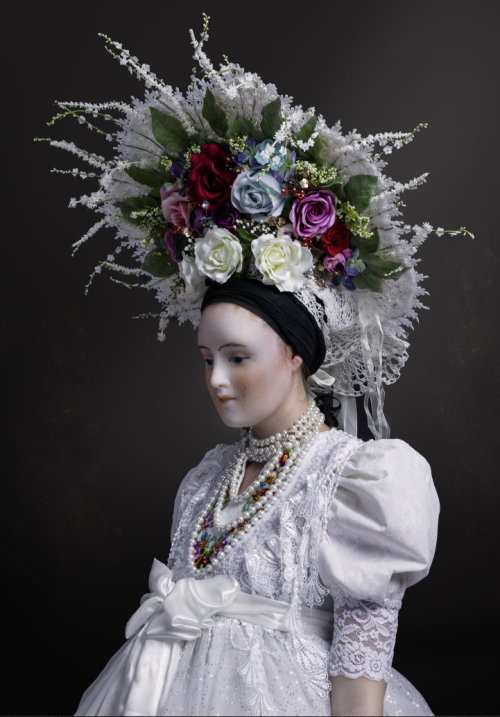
xmin=167 ymin=430 xmax=440 ymax=686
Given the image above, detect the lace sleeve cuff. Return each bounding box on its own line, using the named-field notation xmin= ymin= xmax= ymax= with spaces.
xmin=328 ymin=590 xmax=401 ymax=683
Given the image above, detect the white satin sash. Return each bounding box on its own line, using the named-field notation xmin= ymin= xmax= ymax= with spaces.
xmin=75 ymin=558 xmax=333 ymax=716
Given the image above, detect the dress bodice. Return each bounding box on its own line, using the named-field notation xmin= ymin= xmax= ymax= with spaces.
xmin=167 ymin=428 xmax=440 ymax=688
xmin=75 ymin=427 xmax=440 ymax=717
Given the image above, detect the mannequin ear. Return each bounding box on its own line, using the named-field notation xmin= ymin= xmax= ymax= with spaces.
xmin=280 ymin=340 xmax=304 ymax=373
xmin=290 ymin=352 xmax=304 ymax=372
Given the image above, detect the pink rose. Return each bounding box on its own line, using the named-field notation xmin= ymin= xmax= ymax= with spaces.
xmin=323 ymin=248 xmax=353 ymax=274
xmin=161 ymin=186 xmax=191 ymax=227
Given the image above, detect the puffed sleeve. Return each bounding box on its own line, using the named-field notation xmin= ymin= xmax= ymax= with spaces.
xmin=317 ymin=438 xmax=440 ymax=682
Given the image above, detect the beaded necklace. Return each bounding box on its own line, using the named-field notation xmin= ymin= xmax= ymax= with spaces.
xmin=186 ymin=400 xmax=324 ymax=576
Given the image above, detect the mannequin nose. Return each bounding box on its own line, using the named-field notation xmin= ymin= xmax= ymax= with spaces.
xmin=210 ymin=359 xmax=228 ymax=389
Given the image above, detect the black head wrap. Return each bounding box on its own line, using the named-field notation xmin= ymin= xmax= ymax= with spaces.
xmin=201 ymin=277 xmax=342 ymax=427
xmin=201 ymin=277 xmax=326 ymax=374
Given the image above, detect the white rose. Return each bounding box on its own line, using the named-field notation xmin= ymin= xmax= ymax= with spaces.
xmin=179 ymin=254 xmax=206 ymax=299
xmin=251 ymin=233 xmax=313 ymax=292
xmin=194 ymin=227 xmax=243 ymax=283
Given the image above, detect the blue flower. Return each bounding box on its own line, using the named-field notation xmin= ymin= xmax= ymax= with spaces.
xmin=346 ymin=250 xmax=366 ymax=277
xmin=230 ymin=169 xmax=285 ymax=221
xmin=253 ymin=140 xmax=291 ymax=171
xmin=234 ymin=137 xmax=256 ymax=165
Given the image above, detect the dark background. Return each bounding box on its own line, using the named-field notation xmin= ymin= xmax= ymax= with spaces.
xmin=2 ymin=1 xmax=499 ymax=714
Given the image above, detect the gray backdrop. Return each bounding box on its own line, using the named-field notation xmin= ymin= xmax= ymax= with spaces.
xmin=2 ymin=1 xmax=499 ymax=714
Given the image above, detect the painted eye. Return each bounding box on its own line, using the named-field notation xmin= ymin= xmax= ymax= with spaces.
xmin=230 ymin=356 xmax=247 ymax=364
xmin=203 ymin=357 xmax=214 ymax=367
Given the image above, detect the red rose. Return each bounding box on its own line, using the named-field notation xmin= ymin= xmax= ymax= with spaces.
xmin=320 ymin=220 xmax=351 ymax=256
xmin=186 ymin=144 xmax=235 ymax=213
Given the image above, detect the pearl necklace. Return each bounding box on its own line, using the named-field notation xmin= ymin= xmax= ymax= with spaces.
xmin=232 ymin=399 xmax=322 ymax=501
xmin=187 ymin=400 xmax=324 ymax=575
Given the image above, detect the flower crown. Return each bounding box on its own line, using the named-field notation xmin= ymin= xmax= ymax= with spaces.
xmin=37 ymin=15 xmax=472 ymax=437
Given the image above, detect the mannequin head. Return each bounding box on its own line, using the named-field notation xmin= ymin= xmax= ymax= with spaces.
xmin=198 ymin=302 xmax=309 ymax=438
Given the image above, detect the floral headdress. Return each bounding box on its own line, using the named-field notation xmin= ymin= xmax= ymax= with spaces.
xmin=36 ymin=14 xmax=472 ymax=438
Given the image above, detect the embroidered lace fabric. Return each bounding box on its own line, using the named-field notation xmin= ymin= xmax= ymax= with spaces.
xmin=329 ymin=590 xmax=401 ymax=682
xmin=159 ymin=428 xmax=440 ymax=716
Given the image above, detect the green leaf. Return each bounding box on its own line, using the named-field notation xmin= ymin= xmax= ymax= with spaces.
xmin=352 ymin=229 xmax=380 ymax=255
xmin=188 ymin=131 xmax=203 ymax=144
xmin=297 ymin=115 xmax=317 ymax=142
xmin=282 ymin=196 xmax=294 ymax=217
xmin=364 ymin=254 xmax=407 ymax=278
xmin=141 ymin=250 xmax=177 ymax=278
xmin=124 ymin=165 xmax=169 ymax=187
xmin=344 ymin=175 xmax=378 ymax=212
xmin=260 ymin=98 xmax=282 ymax=138
xmin=116 ymin=195 xmax=157 ymax=224
xmin=227 ymin=115 xmax=264 ymax=141
xmin=305 ymin=135 xmax=324 ymax=164
xmin=236 ymin=227 xmax=255 ymax=243
xmin=332 ymin=182 xmax=346 ymax=202
xmin=150 ymin=107 xmax=190 ymax=154
xmin=148 ymin=186 xmax=162 ymax=201
xmin=385 ymin=265 xmax=408 ymax=280
xmin=202 ymin=89 xmax=229 ymax=138
xmin=352 ymin=269 xmax=382 ymax=292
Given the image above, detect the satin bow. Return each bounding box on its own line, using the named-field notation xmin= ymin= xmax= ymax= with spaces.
xmin=125 ymin=558 xmax=240 ymax=641
xmin=75 ymin=560 xmax=240 ymax=716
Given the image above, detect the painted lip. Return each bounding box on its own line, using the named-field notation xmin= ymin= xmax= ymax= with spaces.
xmin=217 ymin=395 xmax=235 ymax=403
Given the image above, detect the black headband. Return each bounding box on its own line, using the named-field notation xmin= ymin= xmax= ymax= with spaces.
xmin=201 ymin=277 xmax=326 ymax=374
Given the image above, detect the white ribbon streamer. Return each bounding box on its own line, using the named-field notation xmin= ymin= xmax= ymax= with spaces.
xmin=357 ymin=294 xmax=391 ymax=439
xmin=336 ymin=394 xmax=358 ymax=437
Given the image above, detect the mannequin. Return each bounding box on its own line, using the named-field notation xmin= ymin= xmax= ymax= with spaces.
xmin=198 ymin=300 xmax=386 ymax=716
xmin=75 ymin=279 xmax=439 ymax=717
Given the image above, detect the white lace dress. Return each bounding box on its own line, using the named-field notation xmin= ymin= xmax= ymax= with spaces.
xmin=76 ymin=428 xmax=440 ymax=716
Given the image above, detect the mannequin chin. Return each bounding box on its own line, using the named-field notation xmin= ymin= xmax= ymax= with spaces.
xmin=197 ymin=302 xmax=309 ymax=438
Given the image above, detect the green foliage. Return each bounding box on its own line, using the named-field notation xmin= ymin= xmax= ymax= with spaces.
xmin=306 ymin=136 xmax=324 ymax=164
xmin=343 ymin=175 xmax=378 ymax=212
xmin=351 ymin=229 xmax=380 ymax=255
xmin=124 ymin=165 xmax=169 ymax=187
xmin=260 ymin=98 xmax=282 ymax=138
xmin=116 ymin=195 xmax=158 ymax=224
xmin=141 ymin=250 xmax=177 ymax=278
xmin=227 ymin=115 xmax=264 ymax=141
xmin=236 ymin=226 xmax=255 ymax=242
xmin=352 ymin=246 xmax=407 ymax=290
xmin=202 ymin=89 xmax=229 ymax=138
xmin=150 ymin=107 xmax=190 ymax=154
xmin=297 ymin=115 xmax=317 ymax=142
xmin=352 ymin=270 xmax=382 ymax=292
xmin=363 ymin=253 xmax=407 ymax=279
xmin=148 ymin=186 xmax=162 ymax=201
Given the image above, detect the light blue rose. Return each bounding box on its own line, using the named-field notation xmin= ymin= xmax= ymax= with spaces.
xmin=230 ymin=169 xmax=285 ymax=222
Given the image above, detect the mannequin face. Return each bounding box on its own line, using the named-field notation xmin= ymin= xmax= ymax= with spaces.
xmin=198 ymin=302 xmax=307 ymax=436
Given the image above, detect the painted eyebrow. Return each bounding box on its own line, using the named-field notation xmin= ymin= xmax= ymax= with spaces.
xmin=198 ymin=343 xmax=248 ymax=351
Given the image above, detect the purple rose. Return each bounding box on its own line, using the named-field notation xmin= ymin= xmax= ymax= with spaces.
xmin=213 ymin=200 xmax=241 ymax=229
xmin=290 ymin=190 xmax=336 ymax=238
xmin=164 ymin=229 xmax=182 ymax=263
xmin=191 ymin=207 xmax=206 ymax=230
